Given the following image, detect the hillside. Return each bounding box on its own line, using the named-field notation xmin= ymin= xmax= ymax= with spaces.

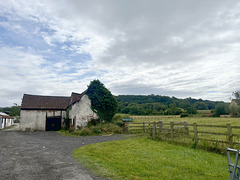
xmin=116 ymin=95 xmax=228 ymax=115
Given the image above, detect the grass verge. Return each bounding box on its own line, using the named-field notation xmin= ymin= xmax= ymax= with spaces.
xmin=73 ymin=137 xmax=229 ymax=180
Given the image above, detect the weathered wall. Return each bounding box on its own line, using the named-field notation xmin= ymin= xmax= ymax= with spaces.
xmin=0 ymin=117 xmax=2 ymax=129
xmin=5 ymin=118 xmax=13 ymax=127
xmin=0 ymin=117 xmax=13 ymax=129
xmin=69 ymin=94 xmax=97 ymax=128
xmin=20 ymin=110 xmax=66 ymax=131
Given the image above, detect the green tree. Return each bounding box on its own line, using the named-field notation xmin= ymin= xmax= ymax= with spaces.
xmin=233 ymin=90 xmax=240 ymax=100
xmin=229 ymin=101 xmax=239 ymax=117
xmin=194 ymin=102 xmax=208 ymax=110
xmin=164 ymin=103 xmax=183 ymax=115
xmin=230 ymin=90 xmax=240 ymax=117
xmin=215 ymin=103 xmax=229 ymax=116
xmin=86 ymin=80 xmax=118 ymax=122
xmin=9 ymin=103 xmax=21 ymax=116
xmin=186 ymin=107 xmax=197 ymax=114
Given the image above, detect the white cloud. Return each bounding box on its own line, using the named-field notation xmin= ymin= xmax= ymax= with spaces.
xmin=0 ymin=0 xmax=240 ymax=106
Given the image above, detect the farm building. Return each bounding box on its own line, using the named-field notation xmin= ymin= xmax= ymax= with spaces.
xmin=20 ymin=91 xmax=97 ymax=131
xmin=0 ymin=112 xmax=14 ymax=129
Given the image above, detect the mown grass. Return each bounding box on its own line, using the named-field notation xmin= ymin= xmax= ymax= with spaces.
xmin=73 ymin=137 xmax=229 ymax=180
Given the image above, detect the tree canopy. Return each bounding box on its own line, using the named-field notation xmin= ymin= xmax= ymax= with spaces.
xmin=233 ymin=90 xmax=240 ymax=100
xmin=116 ymin=95 xmax=226 ymax=115
xmin=86 ymin=80 xmax=118 ymax=122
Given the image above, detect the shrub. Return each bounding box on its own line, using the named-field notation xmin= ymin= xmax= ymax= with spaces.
xmin=91 ymin=126 xmax=102 ymax=134
xmin=87 ymin=118 xmax=100 ymax=127
xmin=112 ymin=114 xmax=130 ymax=127
xmin=69 ymin=124 xmax=75 ymax=133
xmin=64 ymin=118 xmax=71 ymax=130
xmin=73 ymin=128 xmax=93 ymax=136
xmin=69 ymin=123 xmax=124 ymax=136
xmin=180 ymin=112 xmax=189 ymax=118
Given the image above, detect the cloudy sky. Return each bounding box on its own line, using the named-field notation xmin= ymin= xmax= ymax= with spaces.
xmin=0 ymin=0 xmax=240 ymax=107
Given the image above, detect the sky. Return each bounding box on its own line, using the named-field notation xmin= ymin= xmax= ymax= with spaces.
xmin=0 ymin=0 xmax=240 ymax=107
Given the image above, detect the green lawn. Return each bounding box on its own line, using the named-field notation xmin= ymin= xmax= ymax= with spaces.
xmin=73 ymin=137 xmax=229 ymax=180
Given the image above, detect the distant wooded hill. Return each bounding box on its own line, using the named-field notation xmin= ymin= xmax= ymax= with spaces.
xmin=115 ymin=95 xmax=229 ymax=116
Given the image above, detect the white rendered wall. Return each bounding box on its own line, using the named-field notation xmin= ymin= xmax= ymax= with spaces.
xmin=0 ymin=117 xmax=2 ymax=129
xmin=69 ymin=94 xmax=97 ymax=128
xmin=5 ymin=118 xmax=13 ymax=127
xmin=20 ymin=110 xmax=66 ymax=131
xmin=0 ymin=117 xmax=13 ymax=129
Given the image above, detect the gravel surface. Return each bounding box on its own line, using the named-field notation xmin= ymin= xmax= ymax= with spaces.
xmin=0 ymin=131 xmax=124 ymax=180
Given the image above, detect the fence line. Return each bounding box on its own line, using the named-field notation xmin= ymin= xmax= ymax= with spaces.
xmin=125 ymin=121 xmax=240 ymax=149
xmin=130 ymin=115 xmax=180 ymax=119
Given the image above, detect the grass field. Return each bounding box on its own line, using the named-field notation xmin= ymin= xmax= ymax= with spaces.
xmin=127 ymin=116 xmax=240 ymax=152
xmin=130 ymin=116 xmax=240 ymax=125
xmin=73 ymin=137 xmax=229 ymax=180
xmin=129 ymin=116 xmax=240 ymax=136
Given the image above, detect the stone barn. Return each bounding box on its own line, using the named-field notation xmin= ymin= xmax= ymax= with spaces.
xmin=20 ymin=91 xmax=97 ymax=131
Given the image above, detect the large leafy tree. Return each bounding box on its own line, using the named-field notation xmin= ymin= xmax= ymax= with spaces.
xmin=86 ymin=80 xmax=118 ymax=122
xmin=233 ymin=90 xmax=240 ymax=100
xmin=215 ymin=103 xmax=229 ymax=116
xmin=230 ymin=90 xmax=240 ymax=117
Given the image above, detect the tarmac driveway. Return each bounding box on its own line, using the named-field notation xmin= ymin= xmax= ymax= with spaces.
xmin=0 ymin=131 xmax=123 ymax=180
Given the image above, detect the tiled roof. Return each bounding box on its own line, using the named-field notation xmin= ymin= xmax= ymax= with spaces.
xmin=0 ymin=112 xmax=11 ymax=118
xmin=70 ymin=91 xmax=86 ymax=105
xmin=21 ymin=94 xmax=71 ymax=110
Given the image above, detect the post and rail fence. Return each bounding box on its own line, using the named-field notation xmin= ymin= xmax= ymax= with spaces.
xmin=124 ymin=121 xmax=240 ymax=149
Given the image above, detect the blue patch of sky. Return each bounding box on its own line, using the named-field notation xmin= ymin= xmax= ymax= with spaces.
xmin=43 ymin=40 xmax=92 ymax=67
xmin=0 ymin=17 xmax=92 ymax=62
xmin=0 ymin=16 xmax=95 ymax=76
xmin=208 ymin=91 xmax=217 ymax=93
xmin=0 ymin=16 xmax=8 ymax=21
xmin=0 ymin=18 xmax=51 ymax=50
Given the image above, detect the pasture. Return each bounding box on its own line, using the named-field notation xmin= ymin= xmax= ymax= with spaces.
xmin=128 ymin=116 xmax=240 ymax=153
xmin=130 ymin=116 xmax=240 ymax=125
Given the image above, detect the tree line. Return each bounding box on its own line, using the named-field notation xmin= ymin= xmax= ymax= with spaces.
xmin=115 ymin=95 xmax=230 ymax=116
xmin=0 ymin=103 xmax=21 ymax=116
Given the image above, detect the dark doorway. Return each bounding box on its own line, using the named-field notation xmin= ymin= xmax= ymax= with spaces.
xmin=46 ymin=117 xmax=61 ymax=131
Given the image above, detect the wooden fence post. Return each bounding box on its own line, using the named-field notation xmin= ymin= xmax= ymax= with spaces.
xmin=124 ymin=122 xmax=129 ymax=133
xmin=193 ymin=123 xmax=198 ymax=146
xmin=158 ymin=121 xmax=163 ymax=138
xmin=153 ymin=121 xmax=156 ymax=139
xmin=227 ymin=123 xmax=233 ymax=147
xmin=143 ymin=122 xmax=145 ymax=134
xmin=148 ymin=121 xmax=152 ymax=137
xmin=184 ymin=122 xmax=189 ymax=136
xmin=170 ymin=122 xmax=174 ymax=140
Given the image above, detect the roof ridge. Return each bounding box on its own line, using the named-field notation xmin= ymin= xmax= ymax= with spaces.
xmin=24 ymin=94 xmax=70 ymax=98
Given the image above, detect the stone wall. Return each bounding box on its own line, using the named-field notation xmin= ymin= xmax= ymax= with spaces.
xmin=69 ymin=94 xmax=97 ymax=128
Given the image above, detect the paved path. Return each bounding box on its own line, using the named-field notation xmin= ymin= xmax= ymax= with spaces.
xmin=0 ymin=131 xmax=124 ymax=180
